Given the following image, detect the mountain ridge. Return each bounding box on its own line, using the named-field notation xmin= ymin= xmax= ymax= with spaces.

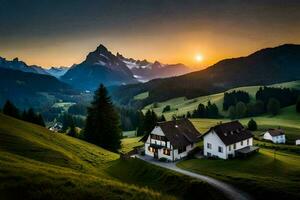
xmin=111 ymin=44 xmax=300 ymax=107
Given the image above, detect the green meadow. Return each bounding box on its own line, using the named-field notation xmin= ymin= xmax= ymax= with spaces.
xmin=0 ymin=113 xmax=224 ymax=200
xmin=142 ymin=80 xmax=300 ymax=119
xmin=177 ymin=149 xmax=300 ymax=200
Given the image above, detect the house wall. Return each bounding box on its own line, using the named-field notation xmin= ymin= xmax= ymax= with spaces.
xmin=203 ymin=131 xmax=227 ymax=159
xmin=226 ymin=138 xmax=253 ymax=158
xmin=296 ymin=140 xmax=300 ymax=145
xmin=204 ymin=130 xmax=253 ymax=159
xmin=173 ymin=144 xmax=194 ymax=160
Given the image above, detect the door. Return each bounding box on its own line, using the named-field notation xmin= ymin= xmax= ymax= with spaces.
xmin=154 ymin=149 xmax=158 ymax=159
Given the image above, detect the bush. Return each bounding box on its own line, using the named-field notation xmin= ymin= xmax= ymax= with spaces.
xmin=162 ymin=105 xmax=171 ymax=113
xmin=247 ymin=118 xmax=257 ymax=131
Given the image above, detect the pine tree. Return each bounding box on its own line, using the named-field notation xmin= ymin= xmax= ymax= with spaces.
xmin=267 ymin=98 xmax=280 ymax=115
xmin=68 ymin=119 xmax=77 ymax=137
xmin=84 ymin=84 xmax=121 ymax=151
xmin=136 ymin=111 xmax=145 ymax=136
xmin=37 ymin=114 xmax=46 ymax=127
xmin=159 ymin=115 xmax=166 ymax=122
xmin=236 ymin=101 xmax=247 ymax=118
xmin=296 ymin=97 xmax=300 ymax=113
xmin=247 ymin=118 xmax=257 ymax=131
xmin=2 ymin=100 xmax=20 ymax=119
xmin=228 ymin=105 xmax=236 ymax=120
xmin=142 ymin=110 xmax=158 ymax=135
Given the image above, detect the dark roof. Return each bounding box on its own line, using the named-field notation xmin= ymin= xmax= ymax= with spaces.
xmin=140 ymin=119 xmax=201 ymax=148
xmin=202 ymin=121 xmax=253 ymax=146
xmin=267 ymin=128 xmax=285 ymax=136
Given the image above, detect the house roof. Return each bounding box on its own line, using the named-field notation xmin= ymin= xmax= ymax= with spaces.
xmin=267 ymin=128 xmax=285 ymax=137
xmin=202 ymin=121 xmax=253 ymax=146
xmin=140 ymin=119 xmax=201 ymax=148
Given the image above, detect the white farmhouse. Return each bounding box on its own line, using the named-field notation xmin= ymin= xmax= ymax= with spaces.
xmin=296 ymin=139 xmax=300 ymax=145
xmin=263 ymin=129 xmax=286 ymax=144
xmin=202 ymin=121 xmax=258 ymax=159
xmin=140 ymin=119 xmax=201 ymax=161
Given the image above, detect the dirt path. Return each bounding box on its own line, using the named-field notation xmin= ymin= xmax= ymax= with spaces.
xmin=135 ymin=155 xmax=252 ymax=200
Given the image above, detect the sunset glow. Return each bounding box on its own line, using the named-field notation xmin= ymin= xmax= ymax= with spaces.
xmin=195 ymin=54 xmax=204 ymax=62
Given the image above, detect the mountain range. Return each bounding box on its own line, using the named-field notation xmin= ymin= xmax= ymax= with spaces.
xmin=1 ymin=43 xmax=300 ymax=109
xmin=61 ymin=44 xmax=191 ymax=90
xmin=112 ymin=44 xmax=300 ymax=108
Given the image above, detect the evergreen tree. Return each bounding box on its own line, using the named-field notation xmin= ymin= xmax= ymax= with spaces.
xmin=267 ymin=98 xmax=280 ymax=115
xmin=67 ymin=119 xmax=77 ymax=137
xmin=197 ymin=103 xmax=206 ymax=117
xmin=159 ymin=115 xmax=166 ymax=122
xmin=37 ymin=114 xmax=46 ymax=127
xmin=228 ymin=105 xmax=236 ymax=120
xmin=2 ymin=100 xmax=20 ymax=119
xmin=296 ymin=97 xmax=300 ymax=113
xmin=247 ymin=118 xmax=257 ymax=131
xmin=236 ymin=101 xmax=247 ymax=118
xmin=84 ymin=84 xmax=121 ymax=151
xmin=136 ymin=111 xmax=145 ymax=136
xmin=186 ymin=111 xmax=191 ymax=118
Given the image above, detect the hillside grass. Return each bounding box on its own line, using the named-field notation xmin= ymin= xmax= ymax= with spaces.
xmin=142 ymin=80 xmax=300 ymax=119
xmin=177 ymin=149 xmax=300 ymax=200
xmin=190 ymin=105 xmax=300 ymax=144
xmin=0 ymin=113 xmax=224 ymax=200
xmin=120 ymin=136 xmax=143 ymax=154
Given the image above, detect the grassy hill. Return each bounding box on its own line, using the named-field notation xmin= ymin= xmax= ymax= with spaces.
xmin=177 ymin=149 xmax=300 ymax=200
xmin=0 ymin=114 xmax=224 ymax=200
xmin=142 ymin=80 xmax=300 ymax=119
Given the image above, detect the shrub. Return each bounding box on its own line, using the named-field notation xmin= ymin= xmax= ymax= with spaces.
xmin=158 ymin=157 xmax=168 ymax=162
xmin=162 ymin=105 xmax=171 ymax=113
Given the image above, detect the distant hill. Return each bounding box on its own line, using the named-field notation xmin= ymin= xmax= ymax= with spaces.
xmin=0 ymin=68 xmax=78 ymax=109
xmin=112 ymin=44 xmax=300 ymax=107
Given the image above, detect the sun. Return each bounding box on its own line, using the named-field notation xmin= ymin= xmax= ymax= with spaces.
xmin=195 ymin=54 xmax=204 ymax=62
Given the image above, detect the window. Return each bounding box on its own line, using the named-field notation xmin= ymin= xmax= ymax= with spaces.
xmin=207 ymin=152 xmax=211 ymax=157
xmin=148 ymin=146 xmax=154 ymax=152
xmin=229 ymin=145 xmax=232 ymax=151
xmin=233 ymin=143 xmax=236 ymax=149
xmin=241 ymin=141 xmax=243 ymax=146
xmin=207 ymin=143 xmax=212 ymax=149
xmin=163 ymin=148 xmax=170 ymax=156
xmin=247 ymin=139 xmax=249 ymax=145
xmin=218 ymin=146 xmax=223 ymax=153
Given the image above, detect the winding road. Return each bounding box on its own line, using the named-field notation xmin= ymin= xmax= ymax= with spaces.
xmin=135 ymin=155 xmax=252 ymax=200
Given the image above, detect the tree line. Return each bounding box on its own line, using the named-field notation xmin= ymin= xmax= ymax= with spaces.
xmin=1 ymin=100 xmax=45 ymax=127
xmin=190 ymin=101 xmax=221 ymax=119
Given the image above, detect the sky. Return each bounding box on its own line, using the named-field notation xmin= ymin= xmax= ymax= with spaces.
xmin=1 ymin=0 xmax=300 ymax=69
